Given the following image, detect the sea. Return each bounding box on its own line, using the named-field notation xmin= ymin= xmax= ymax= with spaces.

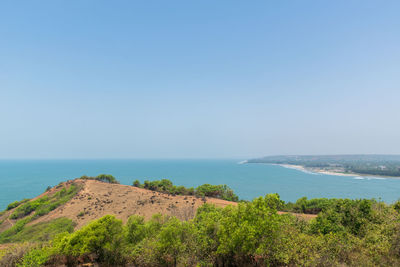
xmin=1 ymin=159 xmax=400 ymax=210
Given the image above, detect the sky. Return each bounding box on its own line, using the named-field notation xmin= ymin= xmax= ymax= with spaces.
xmin=0 ymin=1 xmax=399 ymax=159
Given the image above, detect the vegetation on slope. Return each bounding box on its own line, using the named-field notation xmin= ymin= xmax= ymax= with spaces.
xmin=132 ymin=179 xmax=239 ymax=202
xmin=2 ymin=218 xmax=75 ymax=244
xmin=2 ymin=177 xmax=400 ymax=266
xmin=0 ymin=182 xmax=81 ymax=244
xmin=2 ymin=192 xmax=400 ymax=266
xmin=10 ymin=184 xmax=80 ymax=220
xmin=6 ymin=199 xmax=30 ymax=211
xmin=282 ymin=197 xmax=344 ymax=214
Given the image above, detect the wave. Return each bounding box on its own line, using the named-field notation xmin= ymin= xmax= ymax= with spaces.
xmin=353 ymin=176 xmax=387 ymax=180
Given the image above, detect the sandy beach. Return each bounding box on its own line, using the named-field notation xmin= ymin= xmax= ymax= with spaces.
xmin=276 ymin=164 xmax=368 ymax=177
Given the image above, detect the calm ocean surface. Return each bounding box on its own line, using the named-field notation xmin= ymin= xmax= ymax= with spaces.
xmin=1 ymin=159 xmax=400 ymax=210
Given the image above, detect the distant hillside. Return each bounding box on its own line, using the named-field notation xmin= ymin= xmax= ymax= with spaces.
xmin=247 ymin=154 xmax=400 ymax=177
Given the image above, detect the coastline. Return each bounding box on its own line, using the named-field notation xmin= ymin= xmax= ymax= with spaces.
xmin=269 ymin=163 xmax=394 ymax=179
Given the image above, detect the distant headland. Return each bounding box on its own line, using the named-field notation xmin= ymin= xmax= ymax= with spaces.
xmin=246 ymin=154 xmax=400 ymax=177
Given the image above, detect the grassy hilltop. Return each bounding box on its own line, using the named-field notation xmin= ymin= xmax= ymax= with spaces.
xmin=1 ymin=175 xmax=400 ymax=266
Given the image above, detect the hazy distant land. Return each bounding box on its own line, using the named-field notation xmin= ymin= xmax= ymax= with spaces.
xmin=246 ymin=155 xmax=400 ymax=177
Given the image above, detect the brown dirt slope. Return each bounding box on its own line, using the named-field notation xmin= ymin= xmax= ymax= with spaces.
xmin=2 ymin=179 xmax=316 ymax=232
xmin=30 ymin=179 xmax=238 ymax=229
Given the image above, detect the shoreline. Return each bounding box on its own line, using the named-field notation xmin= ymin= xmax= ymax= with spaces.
xmin=268 ymin=163 xmax=397 ymax=179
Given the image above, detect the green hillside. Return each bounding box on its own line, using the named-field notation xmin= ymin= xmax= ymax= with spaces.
xmin=1 ymin=177 xmax=400 ymax=266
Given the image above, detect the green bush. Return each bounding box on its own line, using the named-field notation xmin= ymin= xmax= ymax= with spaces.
xmin=6 ymin=199 xmax=30 ymax=211
xmin=195 ymin=184 xmax=239 ymax=201
xmin=310 ymin=199 xmax=377 ymax=236
xmin=80 ymin=174 xmax=120 ymax=184
xmin=133 ymin=179 xmax=238 ymax=201
xmin=283 ymin=197 xmax=340 ymax=214
xmin=54 ymin=215 xmax=125 ymax=265
xmin=17 ymin=246 xmax=52 ymax=267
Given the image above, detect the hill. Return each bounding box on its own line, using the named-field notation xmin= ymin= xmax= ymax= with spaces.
xmin=3 ymin=177 xmax=400 ymax=266
xmin=0 ymin=178 xmax=237 ymax=235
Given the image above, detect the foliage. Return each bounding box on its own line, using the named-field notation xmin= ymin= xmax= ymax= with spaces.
xmin=283 ymin=197 xmax=340 ymax=214
xmin=0 ymin=183 xmax=80 ymax=244
xmin=136 ymin=179 xmax=195 ymax=196
xmin=133 ymin=179 xmax=238 ymax=202
xmin=310 ymin=199 xmax=380 ymax=236
xmin=6 ymin=199 xmax=30 ymax=211
xmin=1 ymin=218 xmax=74 ymax=244
xmin=10 ymin=184 xmax=80 ymax=220
xmin=0 ymin=217 xmax=33 ymax=243
xmin=54 ymin=215 xmax=125 ymax=265
xmin=80 ymin=174 xmax=120 ymax=184
xmin=17 ymin=246 xmax=52 ymax=267
xmin=3 ymin=185 xmax=400 ymax=266
xmin=0 ymin=243 xmax=35 ymax=267
xmin=196 ymin=184 xmax=239 ymax=201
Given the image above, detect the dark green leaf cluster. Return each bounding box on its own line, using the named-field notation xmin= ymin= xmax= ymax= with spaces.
xmin=132 ymin=179 xmax=239 ymax=201
xmin=283 ymin=197 xmax=341 ymax=214
xmin=79 ymin=174 xmax=120 ymax=184
xmin=310 ymin=199 xmax=380 ymax=236
xmin=6 ymin=199 xmax=30 ymax=211
xmin=196 ymin=184 xmax=239 ymax=202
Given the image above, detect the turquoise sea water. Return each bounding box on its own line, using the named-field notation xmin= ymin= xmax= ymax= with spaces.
xmin=1 ymin=159 xmax=400 ymax=210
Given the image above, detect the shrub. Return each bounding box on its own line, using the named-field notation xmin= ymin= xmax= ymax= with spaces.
xmin=132 ymin=179 xmax=141 ymax=187
xmin=96 ymin=174 xmax=119 ymax=184
xmin=310 ymin=199 xmax=377 ymax=236
xmin=17 ymin=246 xmax=52 ymax=267
xmin=195 ymin=184 xmax=239 ymax=201
xmin=0 ymin=243 xmax=34 ymax=267
xmin=80 ymin=174 xmax=120 ymax=184
xmin=54 ymin=215 xmax=126 ymax=265
xmin=132 ymin=179 xmax=239 ymax=202
xmin=283 ymin=197 xmax=339 ymax=214
xmin=6 ymin=199 xmax=30 ymax=211
xmin=125 ymin=215 xmax=146 ymax=245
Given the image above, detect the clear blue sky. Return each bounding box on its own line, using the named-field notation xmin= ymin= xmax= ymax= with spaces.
xmin=1 ymin=1 xmax=399 ymax=159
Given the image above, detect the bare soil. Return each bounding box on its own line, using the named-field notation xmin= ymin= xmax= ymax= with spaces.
xmin=30 ymin=179 xmax=238 ymax=229
xmin=2 ymin=179 xmax=316 ymax=232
